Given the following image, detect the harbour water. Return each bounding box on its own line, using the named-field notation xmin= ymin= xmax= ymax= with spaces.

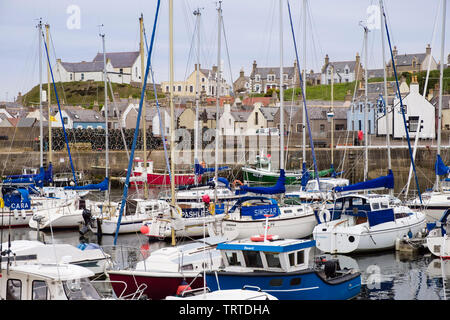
xmin=1 ymin=186 xmax=449 ymax=301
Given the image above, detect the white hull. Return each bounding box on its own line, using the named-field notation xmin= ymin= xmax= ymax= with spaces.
xmin=427 ymin=231 xmax=450 ymax=258
xmin=0 ymin=212 xmax=33 ymax=227
xmin=314 ymin=213 xmax=426 ymax=254
xmin=221 ymin=212 xmax=317 ymax=241
xmin=90 ymin=216 xmax=150 ymax=235
xmin=407 ymin=191 xmax=450 ymax=221
xmin=29 ymin=205 xmax=84 ymax=230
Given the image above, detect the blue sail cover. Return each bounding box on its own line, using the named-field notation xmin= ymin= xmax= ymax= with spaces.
xmin=64 ymin=177 xmax=109 ymax=191
xmin=235 ymin=169 xmax=286 ymax=195
xmin=334 ymin=169 xmax=394 ymax=193
xmin=301 ymin=163 xmax=310 ymax=187
xmin=3 ymin=188 xmax=31 ymax=210
xmin=435 ymin=154 xmax=450 ymax=176
xmin=194 ymin=163 xmax=229 ymax=175
xmin=5 ymin=165 xmax=53 ymax=187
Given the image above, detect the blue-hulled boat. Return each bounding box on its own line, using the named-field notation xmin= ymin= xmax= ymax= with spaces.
xmin=204 ymin=237 xmax=361 ymax=300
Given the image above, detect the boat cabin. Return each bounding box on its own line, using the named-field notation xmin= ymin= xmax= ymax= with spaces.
xmin=217 ymin=238 xmax=315 ymax=273
xmin=0 ymin=263 xmax=101 ymax=300
xmin=442 ymin=178 xmax=450 ymax=192
xmin=329 ymin=194 xmax=409 ymax=227
xmin=304 ymin=178 xmax=349 ymax=193
xmin=132 ymin=157 xmax=154 ymax=173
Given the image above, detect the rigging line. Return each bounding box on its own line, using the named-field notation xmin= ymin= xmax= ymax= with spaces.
xmin=221 ymin=16 xmax=234 ymax=97
xmin=114 ymin=0 xmax=161 ymax=245
xmin=287 ymin=0 xmax=321 ymax=189
xmin=42 ymin=31 xmax=78 ymax=185
xmin=423 ymin=0 xmax=441 ymax=97
xmin=183 ymin=16 xmax=198 ymax=83
xmin=382 ymin=7 xmax=422 ymax=204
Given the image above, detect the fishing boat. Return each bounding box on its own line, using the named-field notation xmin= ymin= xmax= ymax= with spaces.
xmin=107 ymin=236 xmax=226 ymax=300
xmin=425 ymin=209 xmax=450 ymax=258
xmin=0 ymin=240 xmax=112 ymax=275
xmin=125 ymin=157 xmax=201 ymax=187
xmin=0 ymin=262 xmax=105 ymax=300
xmin=204 ymin=237 xmax=361 ymax=300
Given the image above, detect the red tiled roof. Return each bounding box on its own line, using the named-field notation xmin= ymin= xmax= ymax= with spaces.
xmin=242 ymin=97 xmax=272 ymax=106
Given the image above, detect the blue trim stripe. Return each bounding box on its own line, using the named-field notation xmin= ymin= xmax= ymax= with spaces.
xmin=217 ymin=240 xmax=316 ymax=253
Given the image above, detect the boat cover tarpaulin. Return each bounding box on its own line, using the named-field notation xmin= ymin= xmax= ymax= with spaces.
xmin=334 ymin=169 xmax=394 ymax=193
xmin=195 ymin=163 xmax=229 ymax=175
xmin=435 ymin=154 xmax=450 ymax=176
xmin=64 ymin=177 xmax=109 ymax=191
xmin=236 ymin=169 xmax=286 ymax=195
xmin=3 ymin=188 xmax=31 ymax=210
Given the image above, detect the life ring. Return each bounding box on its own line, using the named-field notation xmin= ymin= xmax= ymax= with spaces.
xmin=232 ymin=179 xmax=244 ymax=188
xmin=318 ymin=209 xmax=331 ymax=223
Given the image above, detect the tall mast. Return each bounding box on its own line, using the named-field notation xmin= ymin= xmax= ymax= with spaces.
xmin=279 ymin=0 xmax=284 ymax=171
xmin=302 ymin=0 xmax=307 ymax=177
xmin=436 ymin=0 xmax=446 ymax=191
xmin=214 ymin=1 xmax=222 ymax=203
xmin=45 ymin=24 xmax=52 ymax=168
xmin=379 ymin=0 xmax=392 ymax=196
xmin=100 ymin=28 xmax=110 ymax=203
xmin=194 ymin=8 xmax=201 ymax=184
xmin=363 ymin=24 xmax=369 ymax=182
xmin=38 ymin=19 xmax=43 ymax=169
xmin=169 ymin=0 xmax=176 ymax=246
xmin=331 ymin=65 xmax=334 ymax=167
xmin=140 ymin=14 xmax=148 ymax=199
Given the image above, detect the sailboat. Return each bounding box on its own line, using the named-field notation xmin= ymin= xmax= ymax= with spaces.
xmin=312 ymin=2 xmax=426 ymax=254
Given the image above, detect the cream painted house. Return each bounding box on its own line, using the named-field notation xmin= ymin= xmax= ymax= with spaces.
xmin=161 ymin=64 xmax=230 ymax=97
xmin=246 ymin=102 xmax=278 ymax=134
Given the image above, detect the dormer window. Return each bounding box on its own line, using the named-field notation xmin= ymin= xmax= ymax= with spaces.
xmin=283 ymin=74 xmax=288 ymax=81
xmin=255 ymin=74 xmax=261 ymax=82
xmin=268 ymin=74 xmax=275 ymax=82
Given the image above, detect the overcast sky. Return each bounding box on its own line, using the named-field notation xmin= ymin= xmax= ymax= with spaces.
xmin=0 ymin=0 xmax=448 ymax=102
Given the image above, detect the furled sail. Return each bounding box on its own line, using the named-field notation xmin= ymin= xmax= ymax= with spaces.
xmin=334 ymin=169 xmax=394 ymax=193
xmin=235 ymin=169 xmax=286 ymax=195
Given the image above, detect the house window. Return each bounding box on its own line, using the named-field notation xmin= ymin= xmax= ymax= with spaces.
xmin=328 ymin=79 xmax=331 ymax=85
xmin=190 ymin=86 xmax=193 ymax=93
xmin=345 ymin=79 xmax=349 ymax=83
xmin=177 ymin=86 xmax=181 ymax=92
xmin=368 ymin=120 xmax=371 ymax=134
xmin=32 ymin=280 xmax=48 ymax=300
xmin=70 ymin=73 xmax=73 ymax=81
xmin=202 ymin=77 xmax=205 ymax=82
xmin=81 ymin=73 xmax=84 ymax=80
xmin=202 ymin=85 xmax=205 ymax=91
xmin=255 ymin=112 xmax=259 ymax=125
xmin=63 ymin=117 xmax=68 ymax=125
xmin=268 ymin=74 xmax=275 ymax=82
xmin=296 ymin=123 xmax=302 ymax=133
xmin=336 ymin=124 xmax=345 ymax=131
xmin=283 ymin=74 xmax=288 ymax=81
xmin=345 ymin=69 xmax=349 ymax=74
xmin=255 ymin=75 xmax=261 ymax=82
xmin=166 ymin=86 xmax=169 ymax=92
xmin=408 ymin=116 xmax=420 ymax=132
xmin=359 ymin=120 xmax=362 ymax=131
xmin=6 ymin=279 xmax=22 ymax=300
xmin=320 ymin=124 xmax=325 ymax=132
xmin=255 ymin=85 xmax=260 ymax=92
xmin=135 ymin=67 xmax=138 ymax=77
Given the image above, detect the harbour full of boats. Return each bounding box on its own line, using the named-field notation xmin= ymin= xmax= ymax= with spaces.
xmin=1 ymin=0 xmax=449 ymax=302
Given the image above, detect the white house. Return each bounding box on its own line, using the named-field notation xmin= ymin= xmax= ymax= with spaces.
xmin=218 ymin=104 xmax=250 ymax=136
xmin=53 ymin=106 xmax=105 ymax=130
xmin=55 ymin=51 xmax=142 ymax=84
xmin=320 ymin=53 xmax=363 ymax=85
xmin=377 ymin=76 xmax=435 ymax=139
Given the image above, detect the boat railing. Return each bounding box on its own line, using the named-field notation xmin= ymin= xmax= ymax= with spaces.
xmin=91 ymin=279 xmax=148 ymax=300
xmin=177 ymin=286 xmax=212 ymax=297
xmin=101 ymin=245 xmax=148 ymax=271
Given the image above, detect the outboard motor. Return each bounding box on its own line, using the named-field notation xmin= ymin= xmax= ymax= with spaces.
xmin=79 ymin=208 xmax=93 ymax=235
xmin=324 ymin=259 xmax=341 ymax=279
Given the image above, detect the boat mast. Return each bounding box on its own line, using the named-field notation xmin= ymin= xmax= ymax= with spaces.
xmin=140 ymin=14 xmax=149 ymax=199
xmin=302 ymin=0 xmax=306 ymax=177
xmin=214 ymin=1 xmax=222 ymax=203
xmin=38 ymin=19 xmax=43 ymax=169
xmin=194 ymin=8 xmax=201 ymax=185
xmin=45 ymin=24 xmax=52 ymax=169
xmin=279 ymin=0 xmax=285 ymax=172
xmin=363 ymin=23 xmax=369 ymax=182
xmin=379 ymin=0 xmax=392 ymax=196
xmin=169 ymin=0 xmax=176 ymax=246
xmin=331 ymin=65 xmax=334 ymax=169
xmin=100 ymin=27 xmax=110 ymax=203
xmin=436 ymin=0 xmax=446 ymax=191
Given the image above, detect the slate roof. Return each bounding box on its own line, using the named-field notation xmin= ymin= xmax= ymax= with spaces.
xmin=60 ymin=61 xmax=105 ymax=73
xmin=63 ymin=106 xmax=105 ymax=123
xmin=92 ymin=51 xmax=140 ymax=68
xmin=17 ymin=118 xmax=37 ymax=127
xmin=259 ymin=107 xmax=278 ymax=121
xmin=429 ymin=94 xmax=450 ymax=110
xmin=230 ymin=111 xmax=251 ymax=122
xmin=391 ymin=53 xmax=427 ymax=66
xmin=367 ymin=69 xmax=385 ymax=78
xmin=250 ymin=66 xmax=296 ymax=79
xmin=324 ymin=60 xmax=359 ymax=74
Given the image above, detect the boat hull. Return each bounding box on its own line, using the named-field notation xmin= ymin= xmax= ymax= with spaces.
xmin=107 ymin=270 xmax=204 ymax=300
xmin=313 ymin=214 xmax=426 ymax=254
xmin=130 ymin=172 xmax=201 ymax=187
xmin=242 ymin=167 xmax=300 ymax=186
xmin=205 ymin=269 xmax=361 ymax=300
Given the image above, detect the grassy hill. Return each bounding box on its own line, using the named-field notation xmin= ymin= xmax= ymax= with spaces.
xmin=21 ymin=81 xmax=165 ymax=109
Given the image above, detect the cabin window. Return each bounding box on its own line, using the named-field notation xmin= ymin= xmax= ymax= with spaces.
xmin=269 ymin=278 xmax=283 ymax=287
xmin=32 ymin=280 xmax=48 ymax=300
xmin=297 ymin=251 xmax=305 ymax=264
xmin=6 ymin=279 xmax=22 ymax=300
xmin=243 ymin=250 xmax=263 ymax=268
xmin=225 ymin=251 xmax=241 ymax=266
xmin=265 ymin=252 xmax=281 ymax=268
xmin=372 ymin=203 xmax=380 ymax=210
xmin=289 ymin=252 xmax=295 ymax=266
xmin=290 ymin=278 xmax=301 ymax=286
xmin=352 ymin=197 xmax=363 ymax=206
xmin=380 ymin=202 xmax=388 ymax=209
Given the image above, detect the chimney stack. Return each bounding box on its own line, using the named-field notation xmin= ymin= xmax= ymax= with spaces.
xmin=426 ymin=44 xmax=431 ymax=55
xmin=325 ymin=54 xmax=329 ymax=66
xmin=393 ymin=46 xmax=398 ymax=57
